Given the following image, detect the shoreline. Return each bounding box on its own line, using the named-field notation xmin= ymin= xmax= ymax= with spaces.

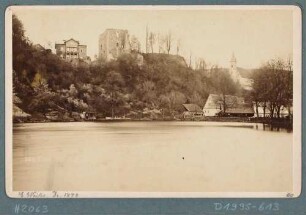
xmin=13 ymin=117 xmax=293 ymax=129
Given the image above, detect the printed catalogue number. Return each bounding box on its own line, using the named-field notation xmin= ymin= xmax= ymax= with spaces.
xmin=214 ymin=202 xmax=280 ymax=212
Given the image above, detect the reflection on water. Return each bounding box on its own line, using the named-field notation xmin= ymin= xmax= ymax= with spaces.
xmin=261 ymin=123 xmax=292 ymax=133
xmin=13 ymin=122 xmax=293 ymax=192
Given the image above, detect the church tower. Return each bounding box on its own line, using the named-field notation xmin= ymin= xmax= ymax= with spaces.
xmin=229 ymin=53 xmax=239 ymax=83
xmin=230 ymin=53 xmax=237 ymax=70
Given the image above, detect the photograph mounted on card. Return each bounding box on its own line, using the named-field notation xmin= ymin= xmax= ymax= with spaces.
xmin=5 ymin=5 xmax=302 ymax=198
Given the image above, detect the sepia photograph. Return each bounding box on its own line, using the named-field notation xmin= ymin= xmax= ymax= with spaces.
xmin=5 ymin=6 xmax=301 ymax=197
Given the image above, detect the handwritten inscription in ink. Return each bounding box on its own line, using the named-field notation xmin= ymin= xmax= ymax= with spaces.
xmin=17 ymin=191 xmax=79 ymax=198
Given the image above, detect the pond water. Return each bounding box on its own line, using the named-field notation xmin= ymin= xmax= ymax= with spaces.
xmin=13 ymin=121 xmax=293 ymax=192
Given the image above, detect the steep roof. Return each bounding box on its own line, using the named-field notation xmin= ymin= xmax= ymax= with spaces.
xmin=55 ymin=38 xmax=86 ymax=46
xmin=203 ymin=94 xmax=254 ymax=114
xmin=183 ymin=104 xmax=202 ymax=112
xmin=203 ymin=94 xmax=245 ymax=110
xmin=64 ymin=38 xmax=79 ymax=44
xmin=203 ymin=94 xmax=222 ymax=109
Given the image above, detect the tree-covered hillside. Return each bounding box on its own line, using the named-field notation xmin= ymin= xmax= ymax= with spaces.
xmin=12 ymin=15 xmax=241 ymax=120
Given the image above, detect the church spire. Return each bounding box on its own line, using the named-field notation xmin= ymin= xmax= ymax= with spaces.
xmin=230 ymin=52 xmax=237 ymax=70
xmin=230 ymin=52 xmax=236 ymax=63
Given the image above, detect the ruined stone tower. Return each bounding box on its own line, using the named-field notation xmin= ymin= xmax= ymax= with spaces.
xmin=99 ymin=29 xmax=131 ymax=61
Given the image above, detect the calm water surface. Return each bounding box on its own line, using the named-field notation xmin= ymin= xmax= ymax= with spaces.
xmin=13 ymin=121 xmax=292 ymax=192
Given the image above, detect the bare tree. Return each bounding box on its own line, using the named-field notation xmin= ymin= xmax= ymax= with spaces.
xmin=157 ymin=33 xmax=164 ymax=53
xmin=251 ymin=58 xmax=293 ymax=118
xmin=130 ymin=35 xmax=141 ymax=52
xmin=195 ymin=58 xmax=206 ymax=70
xmin=165 ymin=31 xmax=172 ymax=54
xmin=286 ymin=57 xmax=293 ymax=118
xmin=176 ymin=38 xmax=181 ymax=55
xmin=286 ymin=56 xmax=293 ymax=72
xmin=148 ymin=32 xmax=156 ymax=53
xmin=145 ymin=25 xmax=149 ymax=53
xmin=189 ymin=51 xmax=192 ymax=68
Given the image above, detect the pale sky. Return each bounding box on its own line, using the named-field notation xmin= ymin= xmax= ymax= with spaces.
xmin=12 ymin=6 xmax=294 ymax=69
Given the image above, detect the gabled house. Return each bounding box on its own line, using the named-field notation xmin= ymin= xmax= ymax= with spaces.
xmin=182 ymin=104 xmax=204 ymax=119
xmin=202 ymin=94 xmax=222 ymax=116
xmin=203 ymin=94 xmax=254 ymax=117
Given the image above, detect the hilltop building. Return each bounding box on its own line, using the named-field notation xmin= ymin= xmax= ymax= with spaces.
xmin=33 ymin=44 xmax=51 ymax=53
xmin=203 ymin=94 xmax=254 ymax=117
xmin=55 ymin=38 xmax=87 ymax=61
xmin=229 ymin=54 xmax=253 ymax=90
xmin=33 ymin=44 xmax=45 ymax=51
xmin=99 ymin=29 xmax=131 ymax=61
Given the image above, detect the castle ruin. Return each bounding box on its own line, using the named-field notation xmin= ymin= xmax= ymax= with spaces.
xmin=98 ymin=29 xmax=131 ymax=61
